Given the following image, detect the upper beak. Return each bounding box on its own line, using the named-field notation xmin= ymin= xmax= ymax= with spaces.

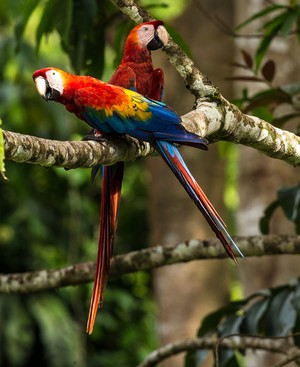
xmin=34 ymin=76 xmax=48 ymax=100
xmin=34 ymin=76 xmax=60 ymax=101
xmin=147 ymin=25 xmax=169 ymax=51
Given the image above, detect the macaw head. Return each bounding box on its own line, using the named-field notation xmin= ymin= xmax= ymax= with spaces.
xmin=129 ymin=20 xmax=168 ymax=51
xmin=33 ymin=68 xmax=66 ymax=101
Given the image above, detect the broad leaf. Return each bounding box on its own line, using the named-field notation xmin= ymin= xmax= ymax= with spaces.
xmin=241 ymin=297 xmax=268 ymax=335
xmin=261 ymin=60 xmax=276 ymax=82
xmin=241 ymin=49 xmax=253 ymax=68
xmin=264 ymin=287 xmax=297 ymax=336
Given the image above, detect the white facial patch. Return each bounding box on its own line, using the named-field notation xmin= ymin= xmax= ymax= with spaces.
xmin=137 ymin=24 xmax=155 ymax=47
xmin=45 ymin=69 xmax=64 ymax=95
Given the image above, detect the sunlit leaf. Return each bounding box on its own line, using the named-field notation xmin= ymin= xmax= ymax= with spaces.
xmin=15 ymin=0 xmax=41 ymax=48
xmin=36 ymin=0 xmax=58 ymax=52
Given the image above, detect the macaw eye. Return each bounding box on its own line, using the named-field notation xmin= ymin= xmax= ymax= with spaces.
xmin=52 ymin=71 xmax=56 ymax=75
xmin=143 ymin=27 xmax=149 ymax=31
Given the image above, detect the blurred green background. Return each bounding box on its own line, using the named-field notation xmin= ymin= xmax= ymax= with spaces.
xmin=0 ymin=1 xmax=189 ymax=365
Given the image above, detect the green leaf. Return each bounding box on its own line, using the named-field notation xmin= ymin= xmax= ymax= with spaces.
xmin=255 ymin=12 xmax=288 ymax=70
xmin=235 ymin=4 xmax=287 ymax=30
xmin=241 ymin=298 xmax=268 ymax=334
xmin=277 ymin=184 xmax=300 ymax=233
xmin=29 ymin=294 xmax=83 ymax=367
xmin=218 ymin=314 xmax=244 ymax=367
xmin=197 ymin=301 xmax=246 ymax=337
xmin=264 ymin=287 xmax=297 ymax=336
xmin=279 ymin=7 xmax=300 ymax=36
xmin=260 ymin=200 xmax=279 ymax=234
xmin=261 ymin=60 xmax=276 ymax=82
xmin=243 ymin=88 xmax=290 ymax=114
xmin=15 ymin=0 xmax=41 ymax=48
xmin=36 ymin=0 xmax=58 ymax=53
xmin=0 ymin=118 xmax=7 ymax=180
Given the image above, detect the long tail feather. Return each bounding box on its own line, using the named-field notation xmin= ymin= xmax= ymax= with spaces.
xmin=155 ymin=141 xmax=244 ymax=262
xmin=86 ymin=162 xmax=124 ymax=334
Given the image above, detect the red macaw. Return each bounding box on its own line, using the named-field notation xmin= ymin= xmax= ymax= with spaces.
xmin=83 ymin=21 xmax=168 ymax=334
xmin=33 ymin=67 xmax=244 ymax=329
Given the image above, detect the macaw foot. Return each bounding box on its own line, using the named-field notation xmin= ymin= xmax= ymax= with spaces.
xmin=82 ymin=129 xmax=107 ymax=142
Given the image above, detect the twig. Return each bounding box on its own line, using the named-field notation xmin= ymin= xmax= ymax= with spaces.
xmin=137 ymin=335 xmax=291 ymax=367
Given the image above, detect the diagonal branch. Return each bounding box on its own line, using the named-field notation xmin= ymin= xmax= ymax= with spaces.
xmin=0 ymin=234 xmax=299 ymax=294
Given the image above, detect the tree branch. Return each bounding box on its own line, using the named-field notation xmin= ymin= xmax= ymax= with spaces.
xmin=0 ymin=234 xmax=299 ymax=294
xmin=2 ymin=130 xmax=154 ymax=169
xmin=137 ymin=335 xmax=294 ymax=367
xmin=3 ymin=106 xmax=300 ymax=168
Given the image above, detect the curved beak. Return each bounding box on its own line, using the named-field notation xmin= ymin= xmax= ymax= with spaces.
xmin=147 ymin=25 xmax=169 ymax=51
xmin=34 ymin=76 xmax=60 ymax=101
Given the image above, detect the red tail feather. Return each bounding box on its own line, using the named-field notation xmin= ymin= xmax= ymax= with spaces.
xmin=86 ymin=163 xmax=124 ymax=334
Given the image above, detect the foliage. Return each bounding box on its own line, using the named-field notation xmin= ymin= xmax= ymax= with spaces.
xmin=236 ymin=2 xmax=300 ymax=71
xmin=230 ymin=50 xmax=300 ymax=129
xmin=185 ymin=278 xmax=300 ymax=367
xmin=260 ymin=183 xmax=300 ymax=235
xmin=232 ymin=5 xmax=300 ymax=235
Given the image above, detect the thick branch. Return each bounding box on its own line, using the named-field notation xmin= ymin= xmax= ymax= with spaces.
xmin=3 ymin=130 xmax=154 ymax=169
xmin=138 ymin=335 xmax=293 ymax=367
xmin=3 ymin=107 xmax=300 ymax=168
xmin=0 ymin=235 xmax=299 ymax=294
